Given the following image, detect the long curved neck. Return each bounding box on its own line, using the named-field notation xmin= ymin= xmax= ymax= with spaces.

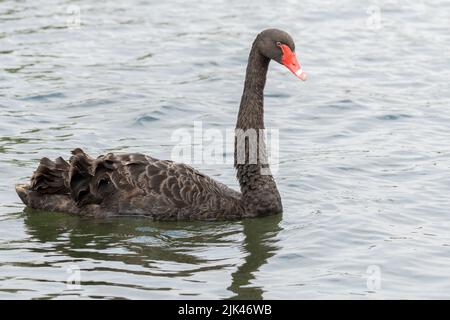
xmin=237 ymin=42 xmax=269 ymax=130
xmin=235 ymin=41 xmax=282 ymax=217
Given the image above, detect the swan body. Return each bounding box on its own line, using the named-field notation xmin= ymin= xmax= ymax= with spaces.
xmin=17 ymin=149 xmax=243 ymax=220
xmin=15 ymin=29 xmax=306 ymax=220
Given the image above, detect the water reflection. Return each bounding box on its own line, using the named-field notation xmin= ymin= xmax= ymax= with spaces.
xmin=228 ymin=215 xmax=282 ymax=300
xmin=22 ymin=209 xmax=281 ymax=299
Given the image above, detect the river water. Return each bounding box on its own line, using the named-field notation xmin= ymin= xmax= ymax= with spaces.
xmin=1 ymin=0 xmax=450 ymax=299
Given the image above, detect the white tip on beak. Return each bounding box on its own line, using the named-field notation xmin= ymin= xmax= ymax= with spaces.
xmin=295 ymin=68 xmax=307 ymax=81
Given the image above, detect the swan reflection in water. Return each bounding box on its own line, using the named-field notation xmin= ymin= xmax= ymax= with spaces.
xmin=23 ymin=209 xmax=282 ymax=299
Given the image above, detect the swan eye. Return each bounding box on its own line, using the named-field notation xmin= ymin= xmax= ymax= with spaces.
xmin=276 ymin=41 xmax=282 ymax=47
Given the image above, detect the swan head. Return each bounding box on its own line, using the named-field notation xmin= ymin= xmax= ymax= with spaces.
xmin=256 ymin=28 xmax=307 ymax=81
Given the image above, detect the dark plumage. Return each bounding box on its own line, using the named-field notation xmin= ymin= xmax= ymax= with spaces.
xmin=15 ymin=29 xmax=305 ymax=220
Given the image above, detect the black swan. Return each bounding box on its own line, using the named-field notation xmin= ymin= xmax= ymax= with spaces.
xmin=15 ymin=29 xmax=306 ymax=220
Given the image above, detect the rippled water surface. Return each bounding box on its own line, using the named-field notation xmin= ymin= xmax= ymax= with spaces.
xmin=1 ymin=0 xmax=450 ymax=299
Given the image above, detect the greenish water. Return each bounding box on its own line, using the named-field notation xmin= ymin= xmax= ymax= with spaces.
xmin=2 ymin=209 xmax=280 ymax=299
xmin=1 ymin=0 xmax=450 ymax=299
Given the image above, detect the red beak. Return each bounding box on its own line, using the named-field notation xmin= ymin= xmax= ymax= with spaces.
xmin=278 ymin=44 xmax=307 ymax=81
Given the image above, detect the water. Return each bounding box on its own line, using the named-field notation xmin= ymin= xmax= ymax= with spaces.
xmin=1 ymin=0 xmax=450 ymax=299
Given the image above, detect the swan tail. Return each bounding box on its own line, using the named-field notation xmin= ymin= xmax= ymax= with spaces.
xmin=16 ymin=148 xmax=116 ymax=210
xmin=15 ymin=155 xmax=77 ymax=212
xmin=15 ymin=156 xmax=70 ymax=206
xmin=30 ymin=156 xmax=71 ymax=195
xmin=66 ymin=148 xmax=112 ymax=206
xmin=15 ymin=183 xmax=31 ymax=206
